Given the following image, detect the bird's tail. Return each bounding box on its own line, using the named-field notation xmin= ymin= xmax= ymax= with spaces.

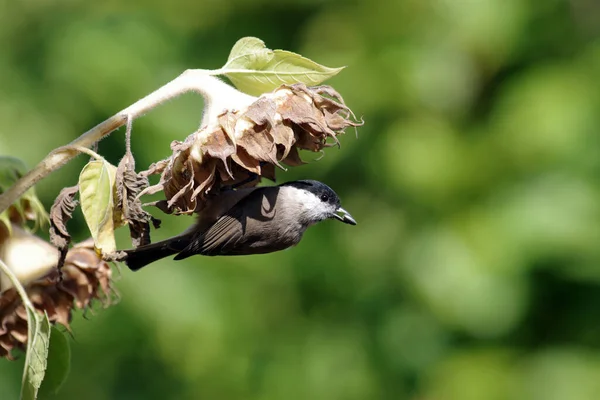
xmin=124 ymin=236 xmax=189 ymax=271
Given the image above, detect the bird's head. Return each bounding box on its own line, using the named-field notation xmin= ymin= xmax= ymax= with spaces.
xmin=280 ymin=180 xmax=357 ymax=226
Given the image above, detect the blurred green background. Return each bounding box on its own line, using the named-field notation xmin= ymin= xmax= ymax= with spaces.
xmin=2 ymin=0 xmax=600 ymax=399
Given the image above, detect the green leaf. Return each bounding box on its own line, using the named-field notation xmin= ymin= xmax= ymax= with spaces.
xmin=21 ymin=310 xmax=51 ymax=400
xmin=39 ymin=327 xmax=71 ymax=397
xmin=225 ymin=37 xmax=273 ymax=69
xmin=79 ymin=160 xmax=118 ymax=254
xmin=221 ymin=36 xmax=344 ymax=96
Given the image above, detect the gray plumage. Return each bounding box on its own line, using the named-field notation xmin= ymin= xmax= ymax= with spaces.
xmin=124 ymin=180 xmax=356 ymax=271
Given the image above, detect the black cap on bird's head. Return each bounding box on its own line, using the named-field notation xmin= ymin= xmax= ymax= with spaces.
xmin=280 ymin=180 xmax=357 ymax=225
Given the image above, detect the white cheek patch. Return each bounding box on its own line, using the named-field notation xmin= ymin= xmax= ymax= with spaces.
xmin=292 ymin=188 xmax=334 ymax=222
xmin=294 ymin=189 xmax=322 ymax=209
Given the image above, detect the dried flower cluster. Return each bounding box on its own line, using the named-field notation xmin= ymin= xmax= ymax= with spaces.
xmin=0 ymin=238 xmax=114 ymax=360
xmin=143 ymin=83 xmax=362 ymax=214
xmin=1 ymin=160 xmax=117 ymax=360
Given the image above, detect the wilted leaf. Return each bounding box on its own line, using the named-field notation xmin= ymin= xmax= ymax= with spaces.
xmin=49 ymin=186 xmax=79 ymax=270
xmin=21 ymin=309 xmax=51 ymax=400
xmin=49 ymin=186 xmax=79 ymax=242
xmin=78 ymin=160 xmax=118 ymax=254
xmin=115 ymin=154 xmax=161 ymax=247
xmin=221 ymin=37 xmax=344 ymax=96
xmin=39 ymin=327 xmax=70 ymax=397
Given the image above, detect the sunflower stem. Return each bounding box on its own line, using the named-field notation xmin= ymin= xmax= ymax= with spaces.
xmin=0 ymin=69 xmax=255 ymax=213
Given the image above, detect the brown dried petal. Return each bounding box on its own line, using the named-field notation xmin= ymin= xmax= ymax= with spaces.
xmin=281 ymin=146 xmax=306 ymax=167
xmin=244 ymin=97 xmax=295 ymax=161
xmin=51 ymin=291 xmax=74 ymax=329
xmin=260 ymin=162 xmax=276 ymax=182
xmin=202 ymin=121 xmax=237 ymax=173
xmin=0 ymin=338 xmax=14 ymax=359
xmin=236 ymin=128 xmax=279 ymax=166
xmin=137 ymin=158 xmax=170 ymax=199
xmin=61 ymin=265 xmax=94 ymax=309
xmin=140 ymin=158 xmax=170 ymax=178
xmin=189 ymin=159 xmax=218 ymax=206
xmin=0 ymin=310 xmax=18 ymax=334
xmin=231 ymin=147 xmax=262 ymax=175
xmin=10 ymin=319 xmax=28 ymax=343
xmin=66 ymin=241 xmax=113 ymax=305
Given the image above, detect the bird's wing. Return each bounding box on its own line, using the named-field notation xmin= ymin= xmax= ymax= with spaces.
xmin=174 ymin=208 xmax=247 ymax=259
xmin=174 ymin=187 xmax=281 ymax=259
xmin=184 ymin=187 xmax=258 ymax=234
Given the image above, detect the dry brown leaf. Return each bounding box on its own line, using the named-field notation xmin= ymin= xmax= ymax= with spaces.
xmin=115 ymin=154 xmax=161 ymax=247
xmin=48 ymin=185 xmax=79 ymax=270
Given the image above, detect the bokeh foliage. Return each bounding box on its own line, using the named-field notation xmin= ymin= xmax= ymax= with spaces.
xmin=1 ymin=0 xmax=600 ymax=399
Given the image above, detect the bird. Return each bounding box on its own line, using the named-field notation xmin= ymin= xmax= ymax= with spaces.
xmin=124 ymin=180 xmax=356 ymax=271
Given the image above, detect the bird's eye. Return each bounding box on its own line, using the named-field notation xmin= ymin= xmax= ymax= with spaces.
xmin=320 ymin=194 xmax=329 ymax=202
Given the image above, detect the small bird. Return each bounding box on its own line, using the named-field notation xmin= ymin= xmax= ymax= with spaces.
xmin=124 ymin=180 xmax=356 ymax=271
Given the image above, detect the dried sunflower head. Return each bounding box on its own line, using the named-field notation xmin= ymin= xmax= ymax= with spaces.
xmin=0 ymin=157 xmax=118 ymax=360
xmin=0 ymin=237 xmax=115 ymax=360
xmin=142 ymin=83 xmax=362 ymax=214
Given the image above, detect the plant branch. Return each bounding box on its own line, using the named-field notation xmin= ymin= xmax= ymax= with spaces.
xmin=0 ymin=69 xmax=255 ymax=213
xmin=60 ymin=146 xmax=106 ymax=161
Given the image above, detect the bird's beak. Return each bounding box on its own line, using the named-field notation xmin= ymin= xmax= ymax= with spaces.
xmin=333 ymin=207 xmax=357 ymax=225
